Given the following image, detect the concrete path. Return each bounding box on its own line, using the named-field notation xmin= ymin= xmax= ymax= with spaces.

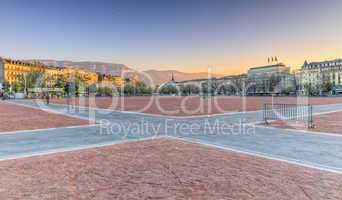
xmin=2 ymin=100 xmax=342 ymax=174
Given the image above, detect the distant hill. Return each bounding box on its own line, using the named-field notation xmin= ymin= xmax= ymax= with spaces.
xmin=24 ymin=59 xmax=222 ymax=85
xmin=142 ymin=70 xmax=222 ymax=85
xmin=24 ymin=59 xmax=129 ymax=76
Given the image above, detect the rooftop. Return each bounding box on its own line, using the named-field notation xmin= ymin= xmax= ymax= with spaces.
xmin=303 ymin=58 xmax=342 ymax=69
xmin=304 ymin=59 xmax=342 ymax=66
xmin=248 ymin=63 xmax=286 ymax=71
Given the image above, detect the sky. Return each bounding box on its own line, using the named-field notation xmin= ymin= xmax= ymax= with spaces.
xmin=0 ymin=0 xmax=341 ymax=75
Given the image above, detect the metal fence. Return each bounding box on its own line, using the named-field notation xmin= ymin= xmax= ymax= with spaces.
xmin=263 ymin=103 xmax=314 ymax=128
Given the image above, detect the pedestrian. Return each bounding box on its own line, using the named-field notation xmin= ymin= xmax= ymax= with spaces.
xmin=46 ymin=93 xmax=50 ymax=105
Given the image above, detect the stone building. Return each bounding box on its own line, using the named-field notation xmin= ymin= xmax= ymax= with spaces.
xmin=0 ymin=58 xmax=45 ymax=85
xmin=98 ymin=74 xmax=125 ymax=87
xmin=169 ymin=63 xmax=296 ymax=96
xmin=298 ymin=59 xmax=342 ymax=95
xmin=0 ymin=57 xmax=125 ymax=92
xmin=246 ymin=63 xmax=295 ymax=95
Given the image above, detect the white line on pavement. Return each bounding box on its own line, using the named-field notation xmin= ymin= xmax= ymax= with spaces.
xmin=0 ymin=136 xmax=160 ymax=162
xmin=4 ymin=99 xmax=342 ymax=175
xmin=255 ymin=125 xmax=342 ymax=138
xmin=0 ymin=124 xmax=99 ymax=135
xmin=165 ymin=136 xmax=342 ymax=175
xmin=6 ymin=100 xmax=95 ymax=122
xmin=1 ymin=134 xmax=342 ymax=175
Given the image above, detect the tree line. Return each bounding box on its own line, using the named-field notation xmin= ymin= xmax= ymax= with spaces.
xmin=3 ymin=71 xmax=332 ymax=97
xmin=1 ymin=71 xmax=154 ymax=97
xmin=158 ymin=74 xmax=296 ymax=96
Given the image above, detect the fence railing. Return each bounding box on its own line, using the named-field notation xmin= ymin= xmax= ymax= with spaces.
xmin=263 ymin=103 xmax=314 ymax=128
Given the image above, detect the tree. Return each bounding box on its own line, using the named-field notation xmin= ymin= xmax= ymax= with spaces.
xmin=97 ymin=86 xmax=113 ymax=96
xmin=51 ymin=75 xmax=67 ymax=96
xmin=135 ymin=82 xmax=152 ymax=95
xmin=16 ymin=71 xmax=45 ymax=93
xmin=322 ymin=81 xmax=332 ymax=93
xmin=201 ymin=80 xmax=219 ymax=96
xmin=217 ymin=84 xmax=237 ymax=95
xmin=159 ymin=84 xmax=178 ymax=95
xmin=154 ymin=85 xmax=160 ymax=93
xmin=2 ymin=81 xmax=10 ymax=93
xmin=88 ymin=84 xmax=97 ymax=96
xmin=54 ymin=75 xmax=67 ymax=89
xmin=181 ymin=84 xmax=200 ymax=95
xmin=269 ymin=74 xmax=281 ymax=93
xmin=12 ymin=81 xmax=24 ymax=93
xmin=65 ymin=72 xmax=88 ymax=97
xmin=304 ymin=83 xmax=319 ymax=96
xmin=74 ymin=73 xmax=88 ymax=96
xmin=281 ymin=86 xmax=295 ymax=95
xmin=123 ymin=83 xmax=135 ymax=96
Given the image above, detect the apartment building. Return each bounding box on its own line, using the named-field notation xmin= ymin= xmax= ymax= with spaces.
xmin=298 ymin=59 xmax=342 ymax=95
xmin=0 ymin=58 xmax=45 ymax=85
xmin=0 ymin=57 xmax=124 ymax=91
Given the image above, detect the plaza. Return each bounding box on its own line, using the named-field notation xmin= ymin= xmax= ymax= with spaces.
xmin=1 ymin=96 xmax=342 ymax=199
xmin=1 ymin=1 xmax=342 ymax=198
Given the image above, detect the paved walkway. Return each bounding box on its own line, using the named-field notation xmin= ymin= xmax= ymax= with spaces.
xmin=2 ymin=100 xmax=342 ymax=174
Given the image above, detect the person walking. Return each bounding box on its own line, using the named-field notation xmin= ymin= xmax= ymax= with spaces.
xmin=46 ymin=92 xmax=50 ymax=105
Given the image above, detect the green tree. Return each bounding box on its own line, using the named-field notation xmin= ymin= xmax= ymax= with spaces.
xmin=281 ymin=86 xmax=295 ymax=95
xmin=304 ymin=83 xmax=319 ymax=96
xmin=154 ymin=85 xmax=160 ymax=93
xmin=75 ymin=73 xmax=88 ymax=96
xmin=16 ymin=71 xmax=45 ymax=93
xmin=135 ymin=82 xmax=152 ymax=95
xmin=12 ymin=81 xmax=24 ymax=93
xmin=2 ymin=81 xmax=10 ymax=93
xmin=269 ymin=74 xmax=281 ymax=93
xmin=159 ymin=84 xmax=178 ymax=95
xmin=181 ymin=84 xmax=200 ymax=95
xmin=322 ymin=81 xmax=332 ymax=93
xmin=123 ymin=83 xmax=135 ymax=96
xmin=97 ymin=86 xmax=114 ymax=96
xmin=65 ymin=72 xmax=88 ymax=97
xmin=88 ymin=84 xmax=97 ymax=96
xmin=201 ymin=81 xmax=218 ymax=96
xmin=54 ymin=75 xmax=67 ymax=89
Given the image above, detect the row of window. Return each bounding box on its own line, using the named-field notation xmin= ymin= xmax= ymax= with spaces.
xmin=5 ymin=65 xmax=44 ymax=71
xmin=305 ymin=62 xmax=342 ymax=69
xmin=302 ymin=75 xmax=342 ymax=85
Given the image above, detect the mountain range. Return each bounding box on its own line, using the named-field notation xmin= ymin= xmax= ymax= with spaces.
xmin=25 ymin=59 xmax=222 ymax=85
xmin=141 ymin=70 xmax=221 ymax=86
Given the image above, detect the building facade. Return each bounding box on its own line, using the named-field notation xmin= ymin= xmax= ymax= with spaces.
xmin=0 ymin=57 xmax=125 ymax=91
xmin=171 ymin=75 xmax=248 ymax=96
xmin=61 ymin=67 xmax=99 ymax=85
xmin=98 ymin=74 xmax=125 ymax=86
xmin=164 ymin=59 xmax=342 ymax=96
xmin=247 ymin=63 xmax=295 ymax=95
xmin=298 ymin=59 xmax=342 ymax=95
xmin=0 ymin=60 xmax=4 ymax=89
xmin=247 ymin=63 xmax=290 ymax=76
xmin=168 ymin=63 xmax=295 ymax=96
xmin=0 ymin=59 xmax=45 ymax=85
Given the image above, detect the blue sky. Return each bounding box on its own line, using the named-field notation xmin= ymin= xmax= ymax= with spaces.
xmin=0 ymin=0 xmax=341 ymax=74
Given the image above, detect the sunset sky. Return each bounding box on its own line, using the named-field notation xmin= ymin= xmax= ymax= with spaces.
xmin=0 ymin=0 xmax=341 ymax=75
